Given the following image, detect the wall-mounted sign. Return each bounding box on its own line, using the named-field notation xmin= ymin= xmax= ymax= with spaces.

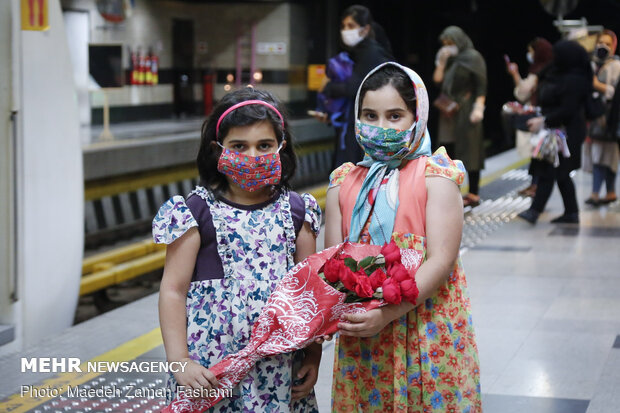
xmin=21 ymin=0 xmax=49 ymax=31
xmin=307 ymin=64 xmax=326 ymax=91
xmin=257 ymin=42 xmax=287 ymax=55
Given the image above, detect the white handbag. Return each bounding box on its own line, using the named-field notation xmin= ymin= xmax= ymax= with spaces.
xmin=515 ymin=130 xmax=533 ymax=159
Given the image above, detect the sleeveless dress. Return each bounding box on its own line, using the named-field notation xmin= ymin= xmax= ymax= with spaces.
xmin=152 ymin=186 xmax=321 ymax=413
xmin=328 ymin=148 xmax=482 ymax=413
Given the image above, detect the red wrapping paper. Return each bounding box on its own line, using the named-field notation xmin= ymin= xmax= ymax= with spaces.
xmin=163 ymin=242 xmax=392 ymax=413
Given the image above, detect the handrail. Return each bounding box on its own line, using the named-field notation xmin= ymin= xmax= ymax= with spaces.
xmin=10 ymin=111 xmax=18 ymax=302
xmin=80 ymin=250 xmax=166 ymax=295
xmin=82 ymin=239 xmax=165 ymax=274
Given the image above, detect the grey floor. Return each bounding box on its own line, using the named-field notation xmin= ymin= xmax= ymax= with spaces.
xmin=1 ymin=161 xmax=619 ymax=413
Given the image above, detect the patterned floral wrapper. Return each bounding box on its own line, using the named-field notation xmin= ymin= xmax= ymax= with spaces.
xmin=162 ymin=242 xmax=421 ymax=413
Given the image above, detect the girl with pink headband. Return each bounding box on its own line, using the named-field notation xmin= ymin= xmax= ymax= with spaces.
xmin=153 ymin=88 xmax=321 ymax=412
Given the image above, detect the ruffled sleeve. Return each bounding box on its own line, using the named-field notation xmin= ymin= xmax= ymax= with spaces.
xmin=328 ymin=162 xmax=355 ymax=188
xmin=152 ymin=195 xmax=198 ymax=244
xmin=300 ymin=193 xmax=322 ymax=237
xmin=425 ymin=147 xmax=466 ymax=185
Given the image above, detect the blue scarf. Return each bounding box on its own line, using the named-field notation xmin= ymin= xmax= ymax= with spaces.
xmin=348 ymin=62 xmax=432 ymax=245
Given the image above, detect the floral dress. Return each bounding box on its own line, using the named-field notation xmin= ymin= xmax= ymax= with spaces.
xmin=153 ymin=186 xmax=321 ymax=412
xmin=328 ymin=148 xmax=482 ymax=413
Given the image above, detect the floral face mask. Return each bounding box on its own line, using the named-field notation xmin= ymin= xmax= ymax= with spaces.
xmin=355 ymin=121 xmax=417 ymax=161
xmin=217 ymin=143 xmax=283 ymax=192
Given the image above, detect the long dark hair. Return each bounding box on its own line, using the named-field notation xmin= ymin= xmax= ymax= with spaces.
xmin=342 ymin=5 xmax=373 ymax=30
xmin=358 ymin=65 xmax=417 ymax=117
xmin=341 ymin=5 xmax=376 ymax=40
xmin=341 ymin=5 xmax=393 ymax=54
xmin=197 ymin=88 xmax=297 ymax=195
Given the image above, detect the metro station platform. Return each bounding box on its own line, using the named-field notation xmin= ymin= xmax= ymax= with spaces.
xmin=1 ymin=150 xmax=619 ymax=413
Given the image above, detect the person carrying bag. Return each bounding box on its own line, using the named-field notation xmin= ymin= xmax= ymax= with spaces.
xmin=583 ymin=29 xmax=620 ymax=206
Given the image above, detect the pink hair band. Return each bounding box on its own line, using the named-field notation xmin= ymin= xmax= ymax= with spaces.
xmin=216 ymin=99 xmax=285 ymax=138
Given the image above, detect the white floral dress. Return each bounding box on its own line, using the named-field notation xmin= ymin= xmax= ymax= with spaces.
xmin=153 ymin=186 xmax=321 ymax=412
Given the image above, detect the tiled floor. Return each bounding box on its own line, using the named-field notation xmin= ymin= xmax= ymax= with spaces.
xmin=467 ymin=171 xmax=619 ymax=412
xmin=1 ymin=165 xmax=618 ymax=413
xmin=462 ymin=170 xmax=619 ymax=412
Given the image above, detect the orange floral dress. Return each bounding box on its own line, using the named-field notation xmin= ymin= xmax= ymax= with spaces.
xmin=328 ymin=148 xmax=482 ymax=412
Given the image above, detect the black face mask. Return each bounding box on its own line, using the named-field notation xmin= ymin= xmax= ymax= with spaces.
xmin=596 ymin=45 xmax=611 ymax=60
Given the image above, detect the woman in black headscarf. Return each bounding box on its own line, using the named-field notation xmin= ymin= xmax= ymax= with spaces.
xmin=433 ymin=26 xmax=488 ymax=207
xmin=518 ymin=40 xmax=592 ymax=224
xmin=320 ymin=5 xmax=392 ymax=168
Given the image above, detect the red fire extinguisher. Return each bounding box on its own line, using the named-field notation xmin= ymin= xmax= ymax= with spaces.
xmin=130 ymin=48 xmax=139 ymax=85
xmin=145 ymin=50 xmax=152 ymax=85
xmin=138 ymin=49 xmax=146 ymax=85
xmin=151 ymin=50 xmax=159 ymax=85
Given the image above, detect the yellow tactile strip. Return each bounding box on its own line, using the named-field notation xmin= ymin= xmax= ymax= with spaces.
xmin=1 ymin=328 xmax=162 ymax=413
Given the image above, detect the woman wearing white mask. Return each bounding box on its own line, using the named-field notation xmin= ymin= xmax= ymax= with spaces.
xmin=321 ymin=5 xmax=392 ymax=167
xmin=506 ymin=38 xmax=553 ymax=106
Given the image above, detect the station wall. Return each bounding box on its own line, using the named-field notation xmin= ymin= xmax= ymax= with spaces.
xmin=0 ymin=0 xmax=15 ymax=347
xmin=60 ymin=0 xmax=309 ymax=125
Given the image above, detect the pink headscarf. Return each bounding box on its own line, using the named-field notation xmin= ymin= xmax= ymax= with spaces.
xmin=598 ymin=29 xmax=618 ymax=55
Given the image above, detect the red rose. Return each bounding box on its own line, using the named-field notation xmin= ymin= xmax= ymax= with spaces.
xmin=354 ymin=274 xmax=374 ymax=298
xmin=368 ymin=268 xmax=386 ymax=290
xmin=400 ymin=278 xmax=419 ymax=304
xmin=388 ymin=262 xmax=409 ymax=282
xmin=340 ymin=267 xmax=358 ymax=291
xmin=380 ymin=241 xmax=401 ymax=267
xmin=323 ymin=259 xmax=342 ymax=283
xmin=382 ymin=278 xmax=401 ymax=304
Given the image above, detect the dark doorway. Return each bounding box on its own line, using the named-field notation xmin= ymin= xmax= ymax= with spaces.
xmin=172 ymin=18 xmax=195 ymax=117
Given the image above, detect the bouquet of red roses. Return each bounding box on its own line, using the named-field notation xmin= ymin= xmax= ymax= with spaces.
xmin=161 ymin=241 xmax=421 ymax=413
xmin=320 ymin=241 xmax=419 ymax=305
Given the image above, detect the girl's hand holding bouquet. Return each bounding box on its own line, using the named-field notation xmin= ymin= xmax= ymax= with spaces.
xmin=319 ymin=241 xmax=419 ymax=338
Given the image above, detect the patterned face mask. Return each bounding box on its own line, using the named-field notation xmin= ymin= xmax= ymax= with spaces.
xmin=355 ymin=121 xmax=417 ymax=162
xmin=217 ymin=143 xmax=283 ymax=192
